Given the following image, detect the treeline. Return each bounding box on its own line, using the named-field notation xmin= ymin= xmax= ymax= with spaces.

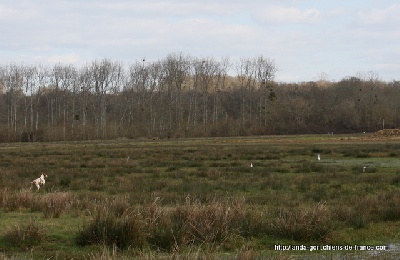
xmin=0 ymin=53 xmax=399 ymax=142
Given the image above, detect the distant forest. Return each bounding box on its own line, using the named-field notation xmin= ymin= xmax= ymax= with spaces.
xmin=0 ymin=53 xmax=399 ymax=142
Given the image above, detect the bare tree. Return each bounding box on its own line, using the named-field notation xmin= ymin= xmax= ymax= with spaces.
xmin=254 ymin=55 xmax=277 ymax=128
xmin=90 ymin=59 xmax=122 ymax=139
xmin=22 ymin=65 xmax=36 ymax=132
xmin=4 ymin=54 xmax=400 ymax=141
xmin=235 ymin=57 xmax=256 ymax=129
xmin=51 ymin=64 xmax=80 ymax=140
xmin=161 ymin=53 xmax=190 ymax=136
xmin=78 ymin=64 xmax=94 ymax=139
xmin=212 ymin=57 xmax=230 ymax=129
xmin=146 ymin=61 xmax=163 ymax=136
xmin=3 ymin=64 xmax=24 ymax=135
xmin=126 ymin=59 xmax=148 ymax=135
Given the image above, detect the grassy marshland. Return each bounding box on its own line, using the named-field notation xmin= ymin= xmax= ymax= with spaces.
xmin=1 ymin=135 xmax=400 ymax=259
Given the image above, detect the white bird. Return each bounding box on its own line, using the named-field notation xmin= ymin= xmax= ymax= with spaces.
xmin=250 ymin=163 xmax=253 ymax=168
xmin=317 ymin=154 xmax=321 ymax=161
xmin=363 ymin=166 xmax=367 ymax=172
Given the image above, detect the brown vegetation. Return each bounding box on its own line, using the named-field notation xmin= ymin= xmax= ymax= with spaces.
xmin=373 ymin=129 xmax=400 ymax=138
xmin=0 ymin=56 xmax=399 ymax=142
xmin=4 ymin=220 xmax=47 ymax=250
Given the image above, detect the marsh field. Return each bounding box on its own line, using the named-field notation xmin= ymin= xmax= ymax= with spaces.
xmin=1 ymin=134 xmax=400 ymax=259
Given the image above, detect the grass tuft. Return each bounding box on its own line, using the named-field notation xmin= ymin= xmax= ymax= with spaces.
xmin=4 ymin=220 xmax=46 ymax=250
xmin=41 ymin=192 xmax=73 ymax=218
xmin=273 ymin=202 xmax=333 ymax=241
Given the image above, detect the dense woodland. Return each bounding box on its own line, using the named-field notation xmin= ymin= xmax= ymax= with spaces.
xmin=0 ymin=53 xmax=399 ymax=142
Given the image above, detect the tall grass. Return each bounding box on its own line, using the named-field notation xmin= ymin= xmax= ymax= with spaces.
xmin=76 ymin=197 xmax=156 ymax=250
xmin=4 ymin=220 xmax=46 ymax=249
xmin=273 ymin=202 xmax=333 ymax=241
xmin=0 ymin=188 xmax=40 ymax=212
xmin=41 ymin=192 xmax=73 ymax=218
xmin=171 ymin=197 xmax=243 ymax=248
xmin=76 ymin=208 xmax=148 ymax=250
xmin=76 ymin=197 xmax=246 ymax=251
xmin=0 ymin=188 xmax=73 ymax=218
xmin=75 ymin=196 xmax=336 ymax=252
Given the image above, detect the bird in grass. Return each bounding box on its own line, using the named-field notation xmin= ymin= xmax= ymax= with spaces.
xmin=363 ymin=166 xmax=367 ymax=173
xmin=317 ymin=154 xmax=321 ymax=161
xmin=250 ymin=163 xmax=253 ymax=168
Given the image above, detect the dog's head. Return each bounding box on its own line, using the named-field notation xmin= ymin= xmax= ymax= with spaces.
xmin=41 ymin=174 xmax=48 ymax=179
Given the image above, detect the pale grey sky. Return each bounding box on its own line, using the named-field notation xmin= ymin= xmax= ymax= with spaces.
xmin=1 ymin=0 xmax=399 ymax=82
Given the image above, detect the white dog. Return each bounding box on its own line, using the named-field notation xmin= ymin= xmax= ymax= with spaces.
xmin=31 ymin=174 xmax=47 ymax=191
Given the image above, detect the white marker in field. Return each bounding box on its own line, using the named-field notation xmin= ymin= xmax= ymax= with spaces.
xmin=317 ymin=154 xmax=321 ymax=161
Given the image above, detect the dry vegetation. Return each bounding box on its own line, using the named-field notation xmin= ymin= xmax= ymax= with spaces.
xmin=0 ymin=135 xmax=400 ymax=259
xmin=1 ymin=58 xmax=400 ymax=143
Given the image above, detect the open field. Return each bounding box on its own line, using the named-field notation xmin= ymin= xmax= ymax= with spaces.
xmin=1 ymin=134 xmax=400 ymax=259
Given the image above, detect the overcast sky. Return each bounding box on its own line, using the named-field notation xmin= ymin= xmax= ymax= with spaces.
xmin=1 ymin=0 xmax=399 ymax=82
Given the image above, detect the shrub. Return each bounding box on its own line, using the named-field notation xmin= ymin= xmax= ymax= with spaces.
xmin=0 ymin=188 xmax=39 ymax=212
xmin=147 ymin=211 xmax=175 ymax=251
xmin=334 ymin=196 xmax=377 ymax=229
xmin=377 ymin=192 xmax=400 ymax=221
xmin=4 ymin=220 xmax=46 ymax=249
xmin=171 ymin=197 xmax=245 ymax=248
xmin=41 ymin=192 xmax=73 ymax=218
xmin=91 ymin=196 xmax=131 ymax=218
xmin=350 ymin=214 xmax=368 ymax=229
xmin=235 ymin=207 xmax=270 ymax=238
xmin=272 ymin=202 xmax=333 ymax=241
xmin=142 ymin=197 xmax=176 ymax=251
xmin=76 ymin=206 xmax=148 ymax=250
